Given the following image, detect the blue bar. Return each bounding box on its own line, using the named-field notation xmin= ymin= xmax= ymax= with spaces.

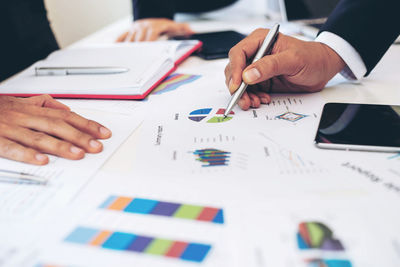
xmin=99 ymin=195 xmax=117 ymax=209
xmin=124 ymin=198 xmax=158 ymax=214
xmin=324 ymin=259 xmax=353 ymax=267
xmin=65 ymin=227 xmax=99 ymax=244
xmin=180 ymin=243 xmax=212 ymax=262
xmin=102 ymin=232 xmax=137 ymax=250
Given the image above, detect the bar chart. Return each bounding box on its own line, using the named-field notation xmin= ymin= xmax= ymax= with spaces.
xmin=192 ymin=149 xmax=231 ymax=167
xmin=99 ymin=196 xmax=224 ymax=224
xmin=65 ymin=227 xmax=212 ymax=263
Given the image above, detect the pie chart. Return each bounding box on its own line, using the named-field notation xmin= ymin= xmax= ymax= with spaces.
xmin=188 ymin=108 xmax=235 ymax=123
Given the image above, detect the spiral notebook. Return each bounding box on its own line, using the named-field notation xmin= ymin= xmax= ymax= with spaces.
xmin=0 ymin=41 xmax=201 ymax=99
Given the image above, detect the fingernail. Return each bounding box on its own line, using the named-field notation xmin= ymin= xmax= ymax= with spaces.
xmin=100 ymin=127 xmax=111 ymax=136
xmin=238 ymin=99 xmax=245 ymax=108
xmin=70 ymin=146 xmax=83 ymax=154
xmin=90 ymin=140 xmax=102 ymax=149
xmin=35 ymin=154 xmax=47 ymax=162
xmin=243 ymin=68 xmax=261 ymax=83
xmin=261 ymin=97 xmax=269 ymax=104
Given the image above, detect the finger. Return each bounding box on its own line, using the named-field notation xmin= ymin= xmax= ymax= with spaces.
xmin=248 ymin=84 xmax=272 ymax=104
xmin=242 ymin=51 xmax=300 ymax=85
xmin=238 ymin=92 xmax=252 ymax=111
xmin=12 ymin=106 xmax=111 ymax=140
xmin=146 ymin=28 xmax=162 ymax=41
xmin=0 ymin=137 xmax=48 ymax=165
xmin=174 ymin=23 xmax=194 ymax=36
xmin=134 ymin=27 xmax=148 ymax=42
xmin=11 ymin=112 xmax=105 ymax=153
xmin=227 ymin=29 xmax=270 ymax=93
xmin=253 ymin=91 xmax=271 ymax=104
xmin=18 ymin=95 xmax=70 ymax=110
xmin=248 ymin=92 xmax=261 ymax=108
xmin=116 ymin=31 xmax=129 ymax=43
xmin=128 ymin=31 xmax=137 ymax=42
xmin=0 ymin=123 xmax=85 ymax=160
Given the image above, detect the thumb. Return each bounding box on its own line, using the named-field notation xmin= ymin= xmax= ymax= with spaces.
xmin=242 ymin=51 xmax=300 ymax=85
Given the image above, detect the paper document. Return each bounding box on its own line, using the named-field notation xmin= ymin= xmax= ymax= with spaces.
xmin=0 ymin=108 xmax=142 ymax=222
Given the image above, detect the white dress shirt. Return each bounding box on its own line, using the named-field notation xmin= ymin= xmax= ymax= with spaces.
xmin=315 ymin=31 xmax=367 ymax=80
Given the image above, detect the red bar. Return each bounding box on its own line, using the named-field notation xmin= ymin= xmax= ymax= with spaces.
xmin=197 ymin=207 xmax=219 ymax=222
xmin=165 ymin=241 xmax=188 ymax=258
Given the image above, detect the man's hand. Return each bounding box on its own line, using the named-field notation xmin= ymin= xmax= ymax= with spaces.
xmin=225 ymin=28 xmax=346 ymax=110
xmin=116 ymin=18 xmax=194 ymax=42
xmin=0 ymin=95 xmax=112 ymax=165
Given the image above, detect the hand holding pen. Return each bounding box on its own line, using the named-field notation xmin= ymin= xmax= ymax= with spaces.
xmin=224 ymin=25 xmax=346 ymax=111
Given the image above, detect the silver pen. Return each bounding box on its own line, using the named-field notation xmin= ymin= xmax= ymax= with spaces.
xmin=0 ymin=169 xmax=48 ymax=185
xmin=224 ymin=24 xmax=280 ymax=117
xmin=35 ymin=67 xmax=129 ymax=76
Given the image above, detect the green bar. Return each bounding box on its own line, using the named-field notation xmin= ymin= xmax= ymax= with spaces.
xmin=145 ymin=239 xmax=173 ymax=255
xmin=173 ymin=205 xmax=203 ymax=219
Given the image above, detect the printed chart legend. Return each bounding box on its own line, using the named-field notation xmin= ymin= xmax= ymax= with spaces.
xmin=99 ymin=196 xmax=224 ymax=224
xmin=65 ymin=227 xmax=212 ymax=263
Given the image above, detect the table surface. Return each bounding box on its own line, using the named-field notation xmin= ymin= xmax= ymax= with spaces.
xmin=2 ymin=15 xmax=399 ymax=266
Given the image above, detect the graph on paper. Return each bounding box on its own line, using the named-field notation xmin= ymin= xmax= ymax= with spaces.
xmin=99 ymin=196 xmax=224 ymax=224
xmin=297 ymin=222 xmax=344 ymax=251
xmin=65 ymin=227 xmax=212 ymax=263
xmin=188 ymin=108 xmax=234 ymax=123
xmin=297 ymin=221 xmax=353 ymax=267
xmin=151 ymin=73 xmax=201 ymax=95
xmin=192 ymin=149 xmax=231 ymax=167
xmin=249 ymin=96 xmax=318 ymax=123
xmin=275 ymin=111 xmax=308 ymax=122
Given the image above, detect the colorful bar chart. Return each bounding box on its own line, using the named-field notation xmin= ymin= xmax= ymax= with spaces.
xmin=65 ymin=227 xmax=212 ymax=263
xmin=192 ymin=149 xmax=231 ymax=167
xmin=188 ymin=108 xmax=234 ymax=123
xmin=306 ymin=259 xmax=352 ymax=267
xmin=297 ymin=222 xmax=344 ymax=251
xmin=99 ymin=196 xmax=224 ymax=224
xmin=152 ymin=73 xmax=201 ymax=95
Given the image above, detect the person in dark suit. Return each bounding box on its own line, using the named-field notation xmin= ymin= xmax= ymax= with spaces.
xmin=0 ymin=0 xmax=58 ymax=82
xmin=117 ymin=0 xmax=238 ymax=42
xmin=225 ymin=0 xmax=400 ymax=110
xmin=0 ymin=0 xmax=112 ymax=165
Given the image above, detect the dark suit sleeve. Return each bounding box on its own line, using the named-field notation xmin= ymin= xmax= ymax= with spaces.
xmin=132 ymin=0 xmax=237 ymax=21
xmin=0 ymin=0 xmax=58 ymax=82
xmin=320 ymin=0 xmax=400 ymax=76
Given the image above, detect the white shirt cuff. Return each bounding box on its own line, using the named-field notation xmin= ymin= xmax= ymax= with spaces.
xmin=315 ymin=31 xmax=367 ymax=81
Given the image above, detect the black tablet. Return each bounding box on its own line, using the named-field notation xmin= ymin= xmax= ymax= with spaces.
xmin=315 ymin=103 xmax=400 ymax=152
xmin=172 ymin=30 xmax=246 ymax=60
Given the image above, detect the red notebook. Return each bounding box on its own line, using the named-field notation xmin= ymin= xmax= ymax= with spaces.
xmin=0 ymin=41 xmax=202 ymax=100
